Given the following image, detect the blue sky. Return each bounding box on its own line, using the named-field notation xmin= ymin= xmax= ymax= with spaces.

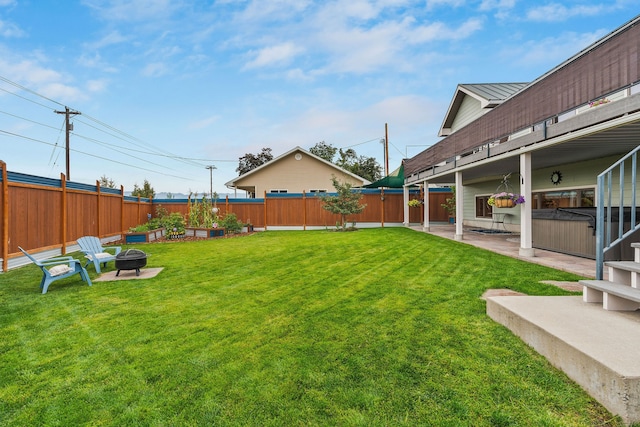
xmin=0 ymin=1 xmax=637 ymax=196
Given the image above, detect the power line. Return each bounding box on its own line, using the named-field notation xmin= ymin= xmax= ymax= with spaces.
xmin=0 ymin=128 xmax=194 ymax=181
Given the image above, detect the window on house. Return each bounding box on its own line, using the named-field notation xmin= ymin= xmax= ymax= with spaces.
xmin=475 ymin=196 xmax=493 ymax=218
xmin=269 ymin=189 xmax=288 ymax=194
xmin=309 ymin=189 xmax=327 ymax=193
xmin=531 ymin=188 xmax=595 ymax=209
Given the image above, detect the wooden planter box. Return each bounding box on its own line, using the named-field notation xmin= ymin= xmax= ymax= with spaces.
xmin=185 ymin=227 xmax=225 ymax=238
xmin=125 ymin=228 xmax=166 ymax=243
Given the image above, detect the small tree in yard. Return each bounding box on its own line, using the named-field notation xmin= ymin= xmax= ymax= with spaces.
xmin=320 ymin=176 xmax=366 ymax=231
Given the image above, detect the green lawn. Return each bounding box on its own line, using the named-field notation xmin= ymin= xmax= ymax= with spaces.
xmin=0 ymin=228 xmax=626 ymax=426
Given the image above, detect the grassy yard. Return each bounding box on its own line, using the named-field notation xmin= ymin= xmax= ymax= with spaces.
xmin=0 ymin=228 xmax=626 ymax=426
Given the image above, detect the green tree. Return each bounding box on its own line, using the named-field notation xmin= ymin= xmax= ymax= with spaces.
xmin=98 ymin=175 xmax=116 ymax=188
xmin=131 ymin=179 xmax=155 ymax=199
xmin=321 ymin=145 xmax=382 ymax=182
xmin=237 ymin=148 xmax=273 ymax=175
xmin=310 ymin=141 xmax=337 ymax=162
xmin=320 ymin=176 xmax=367 ymax=231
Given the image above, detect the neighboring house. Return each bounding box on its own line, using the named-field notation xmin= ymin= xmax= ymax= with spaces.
xmin=225 ymin=146 xmax=371 ymax=198
xmin=403 ymin=14 xmax=640 ymax=274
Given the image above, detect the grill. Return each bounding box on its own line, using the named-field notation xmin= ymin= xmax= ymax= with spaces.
xmin=115 ymin=249 xmax=147 ymax=276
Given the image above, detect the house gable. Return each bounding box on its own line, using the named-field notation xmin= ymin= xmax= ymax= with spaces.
xmin=226 ymin=147 xmax=370 ymax=196
xmin=439 ymin=83 xmax=529 ymax=137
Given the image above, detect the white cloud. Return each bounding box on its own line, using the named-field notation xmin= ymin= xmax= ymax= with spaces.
xmin=237 ymin=0 xmax=312 ymax=22
xmin=426 ymin=0 xmax=465 ymax=10
xmin=526 ymin=3 xmax=605 ymax=22
xmin=479 ymin=0 xmax=516 ymax=11
xmin=39 ymin=82 xmax=86 ymax=102
xmin=243 ymin=42 xmax=303 ymax=70
xmin=0 ymin=19 xmax=24 ymax=37
xmin=141 ymin=62 xmax=168 ymax=77
xmin=505 ymin=30 xmax=607 ymax=69
xmin=187 ymin=115 xmax=220 ymax=131
xmin=86 ymin=31 xmax=128 ymax=49
xmin=314 ymin=16 xmax=483 ymax=74
xmin=82 ymin=0 xmax=181 ymax=22
xmin=86 ymin=79 xmax=108 ymax=93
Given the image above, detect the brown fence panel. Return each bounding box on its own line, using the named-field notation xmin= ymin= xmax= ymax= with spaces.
xmin=66 ymin=190 xmax=99 ymax=242
xmin=9 ymin=184 xmax=62 ymax=253
xmin=305 ymin=195 xmax=340 ymax=227
xmin=384 ymin=193 xmax=405 ymax=223
xmin=101 ymin=194 xmax=124 ymax=236
xmin=224 ymin=201 xmax=264 ymax=227
xmin=122 ymin=200 xmax=153 ymax=231
xmin=429 ymin=193 xmax=450 ymax=222
xmin=266 ymin=197 xmax=306 ymax=226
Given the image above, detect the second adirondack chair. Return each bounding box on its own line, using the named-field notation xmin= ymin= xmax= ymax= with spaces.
xmin=77 ymin=236 xmax=122 ymax=274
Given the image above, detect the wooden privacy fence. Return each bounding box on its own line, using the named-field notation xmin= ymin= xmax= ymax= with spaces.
xmin=1 ymin=162 xmax=451 ymax=271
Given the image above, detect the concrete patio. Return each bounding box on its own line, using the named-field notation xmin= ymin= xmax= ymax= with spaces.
xmin=411 ymin=224 xmax=640 ymax=425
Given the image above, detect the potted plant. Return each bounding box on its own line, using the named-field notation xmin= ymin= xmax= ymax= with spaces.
xmin=488 ymin=192 xmax=525 ymax=208
xmin=441 ymin=186 xmax=456 ymax=223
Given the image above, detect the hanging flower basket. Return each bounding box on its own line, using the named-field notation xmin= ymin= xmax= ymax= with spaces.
xmin=488 ymin=192 xmax=525 ymax=208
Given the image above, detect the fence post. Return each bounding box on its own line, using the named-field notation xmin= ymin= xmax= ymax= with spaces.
xmin=381 ymin=188 xmax=385 ymax=227
xmin=264 ymin=191 xmax=268 ymax=231
xmin=96 ymin=180 xmax=102 ymax=238
xmin=120 ymin=185 xmax=125 ymax=237
xmin=1 ymin=161 xmax=8 ymax=272
xmin=61 ymin=173 xmax=67 ymax=254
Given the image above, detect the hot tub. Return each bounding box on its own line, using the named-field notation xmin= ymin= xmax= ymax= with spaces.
xmin=532 ymin=207 xmax=640 ymax=260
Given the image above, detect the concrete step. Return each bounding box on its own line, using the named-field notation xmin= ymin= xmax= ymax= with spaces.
xmin=581 ymin=279 xmax=640 ymax=310
xmin=605 ymin=260 xmax=640 ymax=273
xmin=486 ymin=295 xmax=640 ymax=425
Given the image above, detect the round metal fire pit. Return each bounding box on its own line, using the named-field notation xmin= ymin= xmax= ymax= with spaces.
xmin=115 ymin=249 xmax=147 ymax=276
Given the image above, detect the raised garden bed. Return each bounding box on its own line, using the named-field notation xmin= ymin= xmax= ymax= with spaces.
xmin=185 ymin=227 xmax=225 ymax=238
xmin=125 ymin=228 xmax=166 ymax=243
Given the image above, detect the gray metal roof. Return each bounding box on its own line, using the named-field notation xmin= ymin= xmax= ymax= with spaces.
xmin=459 ymin=83 xmax=529 ymax=103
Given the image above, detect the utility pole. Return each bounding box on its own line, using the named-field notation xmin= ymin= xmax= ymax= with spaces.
xmin=54 ymin=107 xmax=81 ymax=180
xmin=384 ymin=123 xmax=389 ymax=176
xmin=206 ymin=165 xmax=217 ymax=198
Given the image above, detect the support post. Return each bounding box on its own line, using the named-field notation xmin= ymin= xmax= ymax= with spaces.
xmin=455 ymin=171 xmax=463 ymax=241
xmin=519 ymin=152 xmax=535 ymax=257
xmin=403 ymin=185 xmax=409 ymax=226
xmin=423 ymin=182 xmax=430 ymax=232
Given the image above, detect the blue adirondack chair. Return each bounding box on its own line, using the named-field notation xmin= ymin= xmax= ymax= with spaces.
xmin=77 ymin=236 xmax=122 ymax=274
xmin=18 ymin=246 xmax=92 ymax=294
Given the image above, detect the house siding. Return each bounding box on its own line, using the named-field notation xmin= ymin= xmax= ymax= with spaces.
xmin=451 ymin=95 xmax=484 ymax=133
xmin=233 ymin=151 xmax=365 ymax=196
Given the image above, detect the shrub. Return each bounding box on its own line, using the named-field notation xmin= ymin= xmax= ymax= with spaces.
xmin=219 ymin=213 xmax=243 ymax=234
